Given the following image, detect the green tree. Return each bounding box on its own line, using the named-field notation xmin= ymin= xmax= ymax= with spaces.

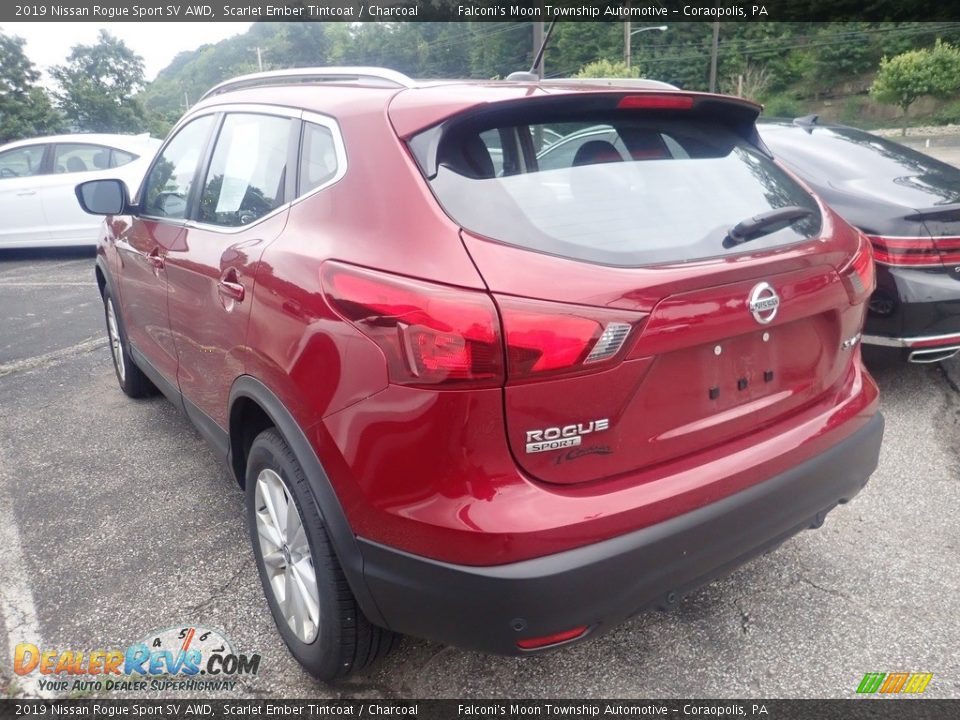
xmin=51 ymin=30 xmax=146 ymax=133
xmin=0 ymin=32 xmax=64 ymax=144
xmin=870 ymin=40 xmax=960 ymax=134
xmin=576 ymin=59 xmax=641 ymax=79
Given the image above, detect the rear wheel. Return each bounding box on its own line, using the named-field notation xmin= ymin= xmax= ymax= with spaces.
xmin=102 ymin=288 xmax=154 ymax=398
xmin=246 ymin=428 xmax=397 ymax=679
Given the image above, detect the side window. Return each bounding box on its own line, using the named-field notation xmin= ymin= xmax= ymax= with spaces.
xmin=198 ymin=113 xmax=292 ymax=227
xmin=110 ymin=149 xmax=137 ymax=168
xmin=142 ymin=115 xmax=216 ymax=220
xmin=0 ymin=145 xmax=45 ymax=178
xmin=298 ymin=122 xmax=340 ymax=195
xmin=54 ymin=144 xmax=113 ymax=174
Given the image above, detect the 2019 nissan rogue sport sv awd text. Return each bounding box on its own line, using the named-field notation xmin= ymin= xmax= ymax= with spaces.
xmin=76 ymin=67 xmax=884 ymax=680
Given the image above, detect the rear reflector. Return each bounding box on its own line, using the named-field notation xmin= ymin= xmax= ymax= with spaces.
xmin=617 ymin=94 xmax=694 ymax=111
xmin=322 ymin=262 xmax=503 ymax=389
xmin=516 ymin=626 xmax=589 ymax=650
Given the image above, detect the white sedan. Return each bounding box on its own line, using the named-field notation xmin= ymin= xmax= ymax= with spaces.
xmin=0 ymin=133 xmax=161 ymax=248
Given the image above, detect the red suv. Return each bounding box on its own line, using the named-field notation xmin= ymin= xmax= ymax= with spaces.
xmin=77 ymin=68 xmax=884 ymax=680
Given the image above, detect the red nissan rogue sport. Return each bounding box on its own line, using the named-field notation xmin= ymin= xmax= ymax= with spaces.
xmin=76 ymin=68 xmax=884 ymax=680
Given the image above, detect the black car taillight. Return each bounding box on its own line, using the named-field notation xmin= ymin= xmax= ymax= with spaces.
xmin=866 ymin=234 xmax=958 ymax=267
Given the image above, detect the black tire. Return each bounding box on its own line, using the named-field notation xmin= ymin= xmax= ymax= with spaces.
xmin=245 ymin=428 xmax=397 ymax=680
xmin=102 ymin=287 xmax=155 ymax=398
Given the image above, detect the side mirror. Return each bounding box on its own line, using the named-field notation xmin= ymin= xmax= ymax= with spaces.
xmin=75 ymin=179 xmax=130 ymax=216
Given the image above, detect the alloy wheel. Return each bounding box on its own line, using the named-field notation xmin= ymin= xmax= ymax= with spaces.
xmin=255 ymin=468 xmax=320 ymax=644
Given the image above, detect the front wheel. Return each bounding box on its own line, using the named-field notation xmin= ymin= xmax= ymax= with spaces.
xmin=246 ymin=428 xmax=397 ymax=679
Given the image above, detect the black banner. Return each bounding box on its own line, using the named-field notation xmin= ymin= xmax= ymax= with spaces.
xmin=4 ymin=0 xmax=960 ymax=23
xmin=0 ymin=700 xmax=953 ymax=720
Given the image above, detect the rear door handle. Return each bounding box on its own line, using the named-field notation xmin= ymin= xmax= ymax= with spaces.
xmin=217 ymin=268 xmax=245 ymax=302
xmin=16 ymin=190 xmax=36 ymax=197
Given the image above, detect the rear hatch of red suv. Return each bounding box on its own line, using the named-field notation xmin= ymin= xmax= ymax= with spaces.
xmin=400 ymin=89 xmax=874 ymax=486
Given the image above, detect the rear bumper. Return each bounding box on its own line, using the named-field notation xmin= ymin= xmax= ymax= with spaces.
xmin=865 ymin=264 xmax=960 ymax=345
xmin=359 ymin=412 xmax=884 ymax=654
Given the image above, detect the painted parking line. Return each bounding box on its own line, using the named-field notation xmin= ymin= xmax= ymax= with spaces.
xmin=0 ymin=282 xmax=96 ymax=287
xmin=0 ymin=337 xmax=108 ymax=378
xmin=0 ymin=446 xmax=48 ymax=699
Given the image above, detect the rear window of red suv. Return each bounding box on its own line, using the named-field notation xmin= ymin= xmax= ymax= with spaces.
xmin=418 ymin=102 xmax=822 ymax=267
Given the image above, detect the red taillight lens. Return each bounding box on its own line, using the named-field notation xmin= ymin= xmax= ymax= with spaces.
xmin=617 ymin=94 xmax=694 ymax=111
xmin=840 ymin=233 xmax=876 ymax=303
xmin=516 ymin=625 xmax=589 ymax=650
xmin=322 ymin=262 xmax=503 ymax=388
xmin=497 ymin=296 xmax=642 ymax=383
xmin=933 ymin=237 xmax=960 ymax=265
xmin=867 ymin=234 xmax=951 ymax=267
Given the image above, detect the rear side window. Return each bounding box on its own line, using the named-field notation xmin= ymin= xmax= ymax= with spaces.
xmin=298 ymin=122 xmax=339 ymax=195
xmin=53 ymin=144 xmax=112 ymax=174
xmin=111 ymin=149 xmax=137 ymax=168
xmin=0 ymin=145 xmax=45 ymax=178
xmin=198 ymin=113 xmax=293 ymax=227
xmin=424 ymin=107 xmax=821 ymax=267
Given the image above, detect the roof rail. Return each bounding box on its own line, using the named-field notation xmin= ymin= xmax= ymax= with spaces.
xmin=200 ymin=67 xmax=416 ymax=100
xmin=541 ymin=77 xmax=680 ymax=90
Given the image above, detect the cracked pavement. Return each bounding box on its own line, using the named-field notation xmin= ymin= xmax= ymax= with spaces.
xmin=0 ymin=247 xmax=957 ymax=700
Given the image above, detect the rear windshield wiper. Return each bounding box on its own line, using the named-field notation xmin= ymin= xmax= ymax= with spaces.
xmin=723 ymin=206 xmax=814 ymax=248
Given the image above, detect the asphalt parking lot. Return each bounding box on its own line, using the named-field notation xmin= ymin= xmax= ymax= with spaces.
xmin=0 ymin=247 xmax=958 ymax=701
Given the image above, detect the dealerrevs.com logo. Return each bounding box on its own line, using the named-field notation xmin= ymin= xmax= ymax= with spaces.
xmin=13 ymin=626 xmax=261 ymax=694
xmin=856 ymin=672 xmax=933 ymax=694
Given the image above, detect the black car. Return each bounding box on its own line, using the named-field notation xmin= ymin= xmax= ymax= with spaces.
xmin=759 ymin=117 xmax=960 ymax=363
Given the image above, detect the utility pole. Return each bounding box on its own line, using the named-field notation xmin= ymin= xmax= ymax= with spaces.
xmin=626 ymin=25 xmax=667 ymax=70
xmin=708 ymin=21 xmax=720 ymax=93
xmin=255 ymin=47 xmax=264 ymax=72
xmin=533 ymin=21 xmax=544 ymax=79
xmin=624 ymin=20 xmax=631 ymax=70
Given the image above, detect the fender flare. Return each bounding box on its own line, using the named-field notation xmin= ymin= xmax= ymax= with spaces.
xmin=227 ymin=375 xmax=387 ymax=628
xmin=94 ymin=255 xmax=116 ymax=299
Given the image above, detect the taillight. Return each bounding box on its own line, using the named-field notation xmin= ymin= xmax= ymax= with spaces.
xmin=866 ymin=234 xmax=960 ymax=267
xmin=322 ymin=263 xmax=641 ymax=388
xmin=497 ymin=296 xmax=642 ymax=384
xmin=322 ymin=262 xmax=503 ymax=388
xmin=617 ymin=94 xmax=694 ymax=111
xmin=840 ymin=232 xmax=876 ymax=303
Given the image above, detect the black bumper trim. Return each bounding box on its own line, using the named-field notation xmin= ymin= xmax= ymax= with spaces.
xmin=358 ymin=413 xmax=884 ymax=654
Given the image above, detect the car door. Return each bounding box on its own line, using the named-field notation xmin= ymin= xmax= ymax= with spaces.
xmin=32 ymin=143 xmax=116 ymax=245
xmin=0 ymin=144 xmax=50 ymax=247
xmin=116 ymin=115 xmax=218 ymax=387
xmin=165 ymin=110 xmax=298 ymax=441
